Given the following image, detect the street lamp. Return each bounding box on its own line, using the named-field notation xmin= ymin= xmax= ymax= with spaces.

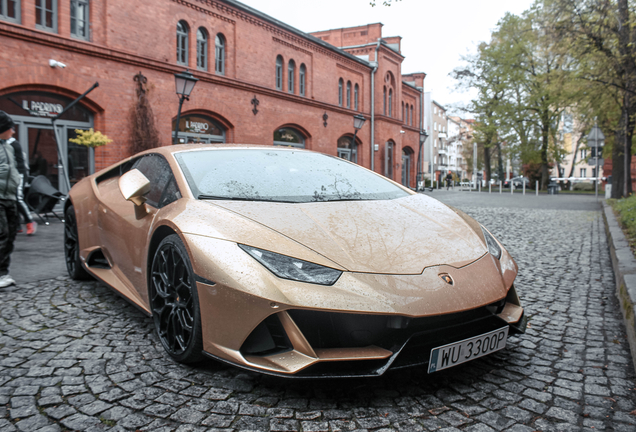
xmin=173 ymin=69 xmax=199 ymax=145
xmin=587 ymin=123 xmax=605 ymax=199
xmin=416 ymin=129 xmax=428 ymax=191
xmin=351 ymin=114 xmax=366 ymax=162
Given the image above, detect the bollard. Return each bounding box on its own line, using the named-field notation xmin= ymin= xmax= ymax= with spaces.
xmin=489 ymin=183 xmax=491 ymax=193
xmin=523 ymin=181 xmax=525 ymax=195
xmin=500 ymin=181 xmax=502 ymax=194
xmin=511 ymin=182 xmax=514 ymax=195
xmin=535 ymin=181 xmax=539 ymax=196
xmin=478 ymin=181 xmax=481 ymax=193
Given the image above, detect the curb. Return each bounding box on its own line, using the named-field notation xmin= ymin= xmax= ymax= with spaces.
xmin=602 ymin=201 xmax=636 ymax=373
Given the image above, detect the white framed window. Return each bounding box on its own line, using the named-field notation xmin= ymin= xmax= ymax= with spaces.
xmin=275 ymin=55 xmax=283 ymax=90
xmin=288 ymin=60 xmax=295 ymax=94
xmin=176 ymin=21 xmax=188 ymax=65
xmin=196 ymin=28 xmax=208 ymax=71
xmin=0 ymin=0 xmax=20 ymax=23
xmin=346 ymin=81 xmax=351 ymax=108
xmin=434 ymin=122 xmax=437 ymax=131
xmin=36 ymin=0 xmax=57 ymax=32
xmin=299 ymin=64 xmax=306 ymax=96
xmin=215 ymin=34 xmax=225 ymax=75
xmin=580 ymin=168 xmax=587 ymax=177
xmin=580 ymin=148 xmax=587 ymax=159
xmin=354 ymin=84 xmax=359 ymax=110
xmin=70 ymin=0 xmax=89 ymax=40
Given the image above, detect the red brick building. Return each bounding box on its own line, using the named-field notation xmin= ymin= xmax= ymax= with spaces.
xmin=0 ymin=0 xmax=424 ymax=193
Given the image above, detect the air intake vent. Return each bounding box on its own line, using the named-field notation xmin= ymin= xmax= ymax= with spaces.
xmin=86 ymin=250 xmax=111 ymax=269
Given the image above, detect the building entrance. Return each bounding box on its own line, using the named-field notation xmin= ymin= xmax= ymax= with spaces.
xmin=0 ymin=91 xmax=94 ymax=194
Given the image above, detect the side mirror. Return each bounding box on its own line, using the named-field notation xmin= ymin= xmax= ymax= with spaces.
xmin=119 ymin=169 xmax=151 ymax=207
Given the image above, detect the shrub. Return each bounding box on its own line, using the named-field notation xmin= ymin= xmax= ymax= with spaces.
xmin=573 ymin=182 xmax=594 ymax=191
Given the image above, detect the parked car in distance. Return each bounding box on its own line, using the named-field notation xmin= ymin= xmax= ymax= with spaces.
xmin=504 ymin=176 xmax=530 ymax=188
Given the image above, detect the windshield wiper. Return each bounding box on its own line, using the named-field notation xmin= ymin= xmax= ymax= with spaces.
xmin=198 ymin=194 xmax=297 ymax=203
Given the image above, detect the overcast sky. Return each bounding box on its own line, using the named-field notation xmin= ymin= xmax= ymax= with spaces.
xmin=237 ymin=0 xmax=535 ymax=116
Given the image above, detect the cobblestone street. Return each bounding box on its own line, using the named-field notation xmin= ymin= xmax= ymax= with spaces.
xmin=1 ymin=197 xmax=635 ymax=431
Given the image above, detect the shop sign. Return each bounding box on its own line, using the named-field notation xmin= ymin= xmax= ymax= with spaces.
xmin=22 ymin=99 xmax=64 ymax=117
xmin=185 ymin=120 xmax=209 ymax=134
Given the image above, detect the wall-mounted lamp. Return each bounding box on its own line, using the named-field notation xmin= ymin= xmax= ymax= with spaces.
xmin=49 ymin=59 xmax=67 ymax=68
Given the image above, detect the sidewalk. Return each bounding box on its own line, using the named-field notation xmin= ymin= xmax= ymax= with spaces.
xmin=12 ymin=218 xmax=65 ymax=284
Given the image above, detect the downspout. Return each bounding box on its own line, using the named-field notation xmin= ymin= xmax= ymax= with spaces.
xmin=370 ymin=39 xmax=381 ymax=173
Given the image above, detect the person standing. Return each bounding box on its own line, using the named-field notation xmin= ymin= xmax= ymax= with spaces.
xmin=0 ymin=111 xmax=21 ymax=287
xmin=446 ymin=170 xmax=453 ymax=190
xmin=7 ymin=137 xmax=36 ymax=235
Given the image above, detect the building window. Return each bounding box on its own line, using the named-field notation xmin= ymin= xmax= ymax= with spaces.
xmin=346 ymin=81 xmax=351 ymax=109
xmin=196 ymin=28 xmax=208 ymax=71
xmin=388 ymin=89 xmax=393 ymax=117
xmin=338 ymin=78 xmax=343 ymax=106
xmin=275 ymin=55 xmax=283 ymax=90
xmin=592 ymin=167 xmax=597 ymax=178
xmin=383 ymin=87 xmax=386 ymax=115
xmin=354 ymin=84 xmax=359 ymax=110
xmin=36 ymin=0 xmax=57 ymax=32
xmin=338 ymin=135 xmax=358 ymax=163
xmin=287 ymin=60 xmax=295 ymax=94
xmin=402 ymin=102 xmax=405 ymax=121
xmin=70 ymin=0 xmax=89 ymax=39
xmin=411 ymin=105 xmax=414 ymax=126
xmin=580 ymin=168 xmax=587 ymax=178
xmin=176 ymin=21 xmax=188 ymax=65
xmin=580 ymin=148 xmax=587 ymax=159
xmin=0 ymin=0 xmax=19 ymax=22
xmin=274 ymin=127 xmax=305 ymax=148
xmin=299 ymin=64 xmax=306 ymax=96
xmin=385 ymin=141 xmax=394 ymax=178
xmin=215 ymin=34 xmax=225 ymax=75
xmin=434 ymin=122 xmax=437 ymax=131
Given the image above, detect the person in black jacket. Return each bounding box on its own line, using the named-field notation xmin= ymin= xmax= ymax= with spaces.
xmin=0 ymin=111 xmax=21 ymax=288
xmin=7 ymin=138 xmax=36 ymax=235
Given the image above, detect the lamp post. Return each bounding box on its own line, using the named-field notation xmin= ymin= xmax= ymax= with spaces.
xmin=416 ymin=129 xmax=428 ymax=191
xmin=173 ymin=70 xmax=199 ymax=145
xmin=587 ymin=122 xmax=605 ymax=199
xmin=351 ymin=114 xmax=366 ymax=162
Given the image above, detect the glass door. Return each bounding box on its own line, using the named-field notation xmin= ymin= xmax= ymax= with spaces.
xmin=27 ymin=126 xmax=60 ymax=190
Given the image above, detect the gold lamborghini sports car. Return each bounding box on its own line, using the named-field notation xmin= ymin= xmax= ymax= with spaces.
xmin=64 ymin=144 xmax=526 ymax=377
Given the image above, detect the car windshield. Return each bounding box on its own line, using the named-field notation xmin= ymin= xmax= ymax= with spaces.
xmin=174 ymin=149 xmax=410 ymax=203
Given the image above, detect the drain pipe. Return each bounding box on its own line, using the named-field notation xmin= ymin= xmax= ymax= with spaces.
xmin=370 ymin=39 xmax=381 ymax=173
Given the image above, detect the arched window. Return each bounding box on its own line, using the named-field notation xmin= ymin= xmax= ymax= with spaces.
xmin=299 ymin=64 xmax=306 ymax=96
xmin=383 ymin=86 xmax=387 ymax=115
xmin=177 ymin=21 xmax=188 ymax=65
xmin=288 ymin=60 xmax=295 ymax=94
xmin=215 ymin=34 xmax=225 ymax=75
xmin=338 ymin=78 xmax=344 ymax=106
xmin=273 ymin=127 xmax=305 ymax=148
xmin=338 ymin=135 xmax=358 ymax=163
xmin=197 ymin=28 xmax=208 ymax=71
xmin=346 ymin=81 xmax=351 ymax=109
xmin=385 ymin=140 xmax=394 ymax=178
xmin=388 ymin=89 xmax=393 ymax=117
xmin=275 ymin=55 xmax=283 ymax=90
xmin=172 ymin=114 xmax=226 ymax=144
xmin=354 ymin=84 xmax=359 ymax=111
xmin=411 ymin=105 xmax=414 ymax=126
xmin=401 ymin=147 xmax=414 ymax=187
xmin=402 ymin=102 xmax=405 ymax=122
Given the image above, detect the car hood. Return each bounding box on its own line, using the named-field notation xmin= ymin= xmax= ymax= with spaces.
xmin=205 ymin=194 xmax=487 ymax=274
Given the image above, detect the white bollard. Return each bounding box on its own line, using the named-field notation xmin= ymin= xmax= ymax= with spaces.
xmin=489 ymin=183 xmax=492 ymax=193
xmin=478 ymin=181 xmax=481 ymax=193
xmin=500 ymin=181 xmax=502 ymax=194
xmin=536 ymin=181 xmax=539 ymax=196
xmin=523 ymin=181 xmax=526 ymax=195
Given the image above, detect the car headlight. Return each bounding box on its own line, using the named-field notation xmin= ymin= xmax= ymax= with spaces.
xmin=481 ymin=226 xmax=502 ymax=260
xmin=238 ymin=245 xmax=342 ymax=286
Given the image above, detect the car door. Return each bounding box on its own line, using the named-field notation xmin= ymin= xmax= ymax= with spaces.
xmin=97 ymin=154 xmax=180 ymax=302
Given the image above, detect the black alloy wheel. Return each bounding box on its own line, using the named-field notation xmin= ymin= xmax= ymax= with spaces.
xmin=150 ymin=234 xmax=203 ymax=363
xmin=64 ymin=205 xmax=91 ymax=280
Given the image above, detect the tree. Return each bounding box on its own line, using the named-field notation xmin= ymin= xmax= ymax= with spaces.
xmin=548 ymin=0 xmax=636 ymax=198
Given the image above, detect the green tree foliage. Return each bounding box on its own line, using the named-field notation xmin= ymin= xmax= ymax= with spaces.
xmin=547 ymin=0 xmax=636 ymax=198
xmin=454 ymin=6 xmax=580 ymax=189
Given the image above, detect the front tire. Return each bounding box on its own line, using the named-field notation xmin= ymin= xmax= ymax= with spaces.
xmin=64 ymin=205 xmax=92 ymax=280
xmin=150 ymin=234 xmax=204 ymax=363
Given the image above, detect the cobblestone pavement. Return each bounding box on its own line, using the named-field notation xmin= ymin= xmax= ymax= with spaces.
xmin=1 ymin=205 xmax=635 ymax=431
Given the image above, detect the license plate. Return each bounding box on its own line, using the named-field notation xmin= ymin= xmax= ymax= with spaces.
xmin=428 ymin=327 xmax=509 ymax=373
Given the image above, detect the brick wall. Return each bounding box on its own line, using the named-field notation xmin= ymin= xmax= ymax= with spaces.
xmin=0 ymin=0 xmax=424 ymax=187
